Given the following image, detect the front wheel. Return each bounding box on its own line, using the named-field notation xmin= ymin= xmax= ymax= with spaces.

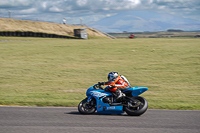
xmin=124 ymin=96 xmax=148 ymax=116
xmin=78 ymin=98 xmax=96 ymax=114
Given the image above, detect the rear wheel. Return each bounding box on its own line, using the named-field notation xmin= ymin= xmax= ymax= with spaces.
xmin=78 ymin=98 xmax=96 ymax=114
xmin=124 ymin=96 xmax=148 ymax=116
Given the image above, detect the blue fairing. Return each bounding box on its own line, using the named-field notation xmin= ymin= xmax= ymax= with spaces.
xmin=123 ymin=87 xmax=148 ymax=96
xmin=86 ymin=86 xmax=112 ymax=98
xmin=86 ymin=85 xmax=124 ymax=114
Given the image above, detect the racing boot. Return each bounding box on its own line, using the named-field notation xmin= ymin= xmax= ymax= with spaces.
xmin=114 ymin=90 xmax=125 ymax=102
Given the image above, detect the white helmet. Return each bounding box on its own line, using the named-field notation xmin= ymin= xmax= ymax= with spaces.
xmin=107 ymin=72 xmax=118 ymax=81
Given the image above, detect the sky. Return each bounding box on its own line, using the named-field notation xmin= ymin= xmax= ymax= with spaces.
xmin=0 ymin=0 xmax=200 ymax=27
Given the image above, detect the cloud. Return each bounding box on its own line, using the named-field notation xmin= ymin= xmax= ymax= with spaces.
xmin=76 ymin=0 xmax=88 ymax=6
xmin=49 ymin=6 xmax=63 ymax=12
xmin=19 ymin=8 xmax=37 ymax=14
xmin=0 ymin=0 xmax=199 ymax=25
xmin=0 ymin=0 xmax=34 ymax=8
xmin=0 ymin=0 xmax=198 ymax=12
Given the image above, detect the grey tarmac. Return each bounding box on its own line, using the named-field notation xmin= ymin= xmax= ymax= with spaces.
xmin=0 ymin=106 xmax=199 ymax=133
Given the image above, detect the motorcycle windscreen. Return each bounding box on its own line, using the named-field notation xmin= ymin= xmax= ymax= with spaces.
xmin=124 ymin=87 xmax=148 ymax=96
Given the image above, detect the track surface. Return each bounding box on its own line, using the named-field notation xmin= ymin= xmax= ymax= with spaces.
xmin=0 ymin=107 xmax=200 ymax=133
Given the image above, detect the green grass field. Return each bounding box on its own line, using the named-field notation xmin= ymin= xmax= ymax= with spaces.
xmin=0 ymin=37 xmax=199 ymax=110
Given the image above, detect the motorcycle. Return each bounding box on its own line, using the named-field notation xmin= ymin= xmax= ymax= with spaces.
xmin=78 ymin=83 xmax=148 ymax=116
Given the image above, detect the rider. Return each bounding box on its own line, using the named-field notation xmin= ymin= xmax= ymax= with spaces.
xmin=98 ymin=72 xmax=131 ymax=101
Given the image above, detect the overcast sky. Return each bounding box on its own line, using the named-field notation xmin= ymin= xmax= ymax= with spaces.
xmin=0 ymin=0 xmax=200 ymax=25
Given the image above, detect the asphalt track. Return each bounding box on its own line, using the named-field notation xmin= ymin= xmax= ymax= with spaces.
xmin=0 ymin=107 xmax=199 ymax=133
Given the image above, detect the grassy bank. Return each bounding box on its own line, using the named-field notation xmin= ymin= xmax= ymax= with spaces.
xmin=0 ymin=37 xmax=199 ymax=110
xmin=0 ymin=18 xmax=107 ymax=38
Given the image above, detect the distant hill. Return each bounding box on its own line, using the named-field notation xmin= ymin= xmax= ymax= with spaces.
xmin=0 ymin=18 xmax=107 ymax=38
xmin=90 ymin=11 xmax=200 ymax=32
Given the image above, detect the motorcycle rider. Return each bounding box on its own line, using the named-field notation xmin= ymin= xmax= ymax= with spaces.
xmin=98 ymin=72 xmax=131 ymax=102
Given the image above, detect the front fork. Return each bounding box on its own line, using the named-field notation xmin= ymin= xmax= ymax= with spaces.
xmin=87 ymin=96 xmax=92 ymax=104
xmin=86 ymin=96 xmax=95 ymax=107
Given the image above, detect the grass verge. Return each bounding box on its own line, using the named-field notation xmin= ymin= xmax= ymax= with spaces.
xmin=0 ymin=37 xmax=199 ymax=109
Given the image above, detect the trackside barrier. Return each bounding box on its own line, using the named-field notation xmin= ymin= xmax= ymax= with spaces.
xmin=0 ymin=31 xmax=79 ymax=39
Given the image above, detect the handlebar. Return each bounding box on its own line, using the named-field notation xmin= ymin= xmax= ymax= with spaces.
xmin=93 ymin=84 xmax=104 ymax=90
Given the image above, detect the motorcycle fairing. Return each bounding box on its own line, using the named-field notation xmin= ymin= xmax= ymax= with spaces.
xmin=123 ymin=87 xmax=148 ymax=96
xmin=96 ymin=98 xmax=124 ymax=114
xmin=86 ymin=85 xmax=124 ymax=114
xmin=86 ymin=86 xmax=111 ymax=98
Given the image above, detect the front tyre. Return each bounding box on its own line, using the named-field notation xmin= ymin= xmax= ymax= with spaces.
xmin=78 ymin=98 xmax=96 ymax=114
xmin=124 ymin=96 xmax=148 ymax=116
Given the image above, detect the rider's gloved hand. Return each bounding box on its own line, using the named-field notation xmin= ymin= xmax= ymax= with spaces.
xmin=98 ymin=82 xmax=105 ymax=86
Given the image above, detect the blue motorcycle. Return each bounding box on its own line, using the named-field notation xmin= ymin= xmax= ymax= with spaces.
xmin=78 ymin=83 xmax=148 ymax=116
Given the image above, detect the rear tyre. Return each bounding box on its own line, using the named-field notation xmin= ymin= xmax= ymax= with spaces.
xmin=124 ymin=96 xmax=148 ymax=116
xmin=78 ymin=98 xmax=96 ymax=114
